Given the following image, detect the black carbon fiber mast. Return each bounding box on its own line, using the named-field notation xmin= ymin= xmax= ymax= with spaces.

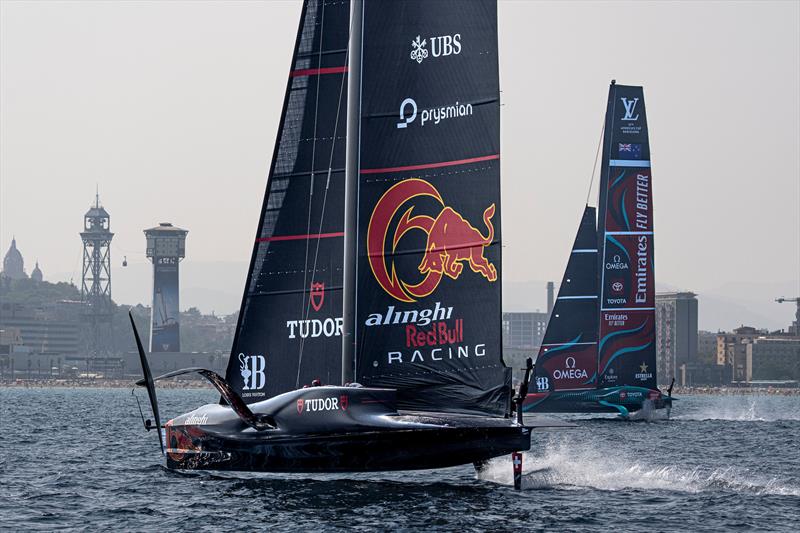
xmin=342 ymin=0 xmax=363 ymax=385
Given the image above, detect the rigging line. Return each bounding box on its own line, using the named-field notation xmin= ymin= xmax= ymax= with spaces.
xmin=296 ymin=0 xmax=352 ymax=389
xmin=299 ymin=1 xmax=327 ymax=328
xmin=585 ymin=113 xmax=606 ymax=206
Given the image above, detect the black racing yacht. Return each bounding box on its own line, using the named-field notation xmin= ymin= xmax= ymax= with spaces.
xmin=523 ymin=82 xmax=674 ymax=418
xmin=131 ymin=0 xmax=538 ymax=483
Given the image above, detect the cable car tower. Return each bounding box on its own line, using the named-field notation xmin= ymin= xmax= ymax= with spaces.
xmin=81 ymin=192 xmax=114 ymax=355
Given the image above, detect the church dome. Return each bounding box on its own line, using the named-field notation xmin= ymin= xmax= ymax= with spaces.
xmin=31 ymin=260 xmax=43 ymax=282
xmin=2 ymin=238 xmax=27 ymax=280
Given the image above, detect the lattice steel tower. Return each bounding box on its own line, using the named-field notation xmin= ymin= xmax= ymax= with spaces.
xmin=81 ymin=192 xmax=114 ymax=355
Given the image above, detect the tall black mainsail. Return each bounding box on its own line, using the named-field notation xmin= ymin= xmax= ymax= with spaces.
xmin=596 ymin=83 xmax=657 ymax=390
xmin=533 ymin=206 xmax=599 ymax=393
xmin=346 ymin=0 xmax=510 ymax=415
xmin=226 ymin=0 xmax=351 ymax=402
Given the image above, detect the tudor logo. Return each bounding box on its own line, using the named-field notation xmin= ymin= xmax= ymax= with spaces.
xmin=410 ymin=33 xmax=462 ymax=64
xmin=296 ymin=396 xmax=346 ymax=414
xmin=368 ymin=178 xmax=496 ymax=303
xmin=621 ymin=97 xmax=640 ymax=121
xmin=239 ymin=353 xmax=266 ymax=390
xmin=310 ymin=282 xmax=325 ymax=312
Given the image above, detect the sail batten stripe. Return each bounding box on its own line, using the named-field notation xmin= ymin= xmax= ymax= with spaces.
xmin=609 ymin=159 xmax=651 ymax=167
xmin=256 ymin=232 xmax=344 ymax=243
xmin=290 ymin=66 xmax=348 ymax=77
xmin=600 ymin=307 xmax=656 ymax=311
xmin=541 ymin=342 xmax=597 ymax=347
xmin=557 ymin=295 xmax=597 ymax=300
xmin=360 ymin=154 xmax=500 ymax=175
xmin=572 ymin=249 xmax=597 ymax=253
xmin=605 ymin=231 xmax=653 ymax=235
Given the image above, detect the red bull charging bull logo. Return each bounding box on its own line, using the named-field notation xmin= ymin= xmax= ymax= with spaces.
xmin=367 ymin=178 xmax=497 ymax=303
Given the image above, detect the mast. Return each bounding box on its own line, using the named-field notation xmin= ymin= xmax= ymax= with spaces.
xmin=342 ymin=0 xmax=363 ymax=384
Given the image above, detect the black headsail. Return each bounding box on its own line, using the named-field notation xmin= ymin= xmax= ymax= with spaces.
xmin=226 ymin=0 xmax=350 ymax=403
xmin=533 ymin=206 xmax=599 ymax=393
xmin=345 ymin=0 xmax=510 ymax=415
xmin=596 ymin=82 xmax=657 ymax=390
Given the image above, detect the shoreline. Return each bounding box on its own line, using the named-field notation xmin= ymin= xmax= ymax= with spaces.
xmin=2 ymin=379 xmax=799 ymax=396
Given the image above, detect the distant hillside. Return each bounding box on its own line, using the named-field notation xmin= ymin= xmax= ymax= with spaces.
xmin=0 ymin=277 xmax=81 ymax=306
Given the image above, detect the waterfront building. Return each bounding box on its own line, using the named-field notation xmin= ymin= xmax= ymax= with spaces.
xmin=747 ymin=337 xmax=800 ymax=381
xmin=655 ymin=292 xmax=698 ymax=387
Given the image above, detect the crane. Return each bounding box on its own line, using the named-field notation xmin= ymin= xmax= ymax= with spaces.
xmin=775 ymin=297 xmax=800 ymax=335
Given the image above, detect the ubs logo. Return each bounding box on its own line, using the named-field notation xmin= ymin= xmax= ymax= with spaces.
xmin=621 ymin=97 xmax=640 ymax=121
xmin=410 ymin=33 xmax=461 ymax=64
xmin=239 ymin=353 xmax=266 ymax=390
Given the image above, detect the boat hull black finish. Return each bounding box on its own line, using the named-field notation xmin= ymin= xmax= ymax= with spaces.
xmin=164 ymin=386 xmax=530 ymax=472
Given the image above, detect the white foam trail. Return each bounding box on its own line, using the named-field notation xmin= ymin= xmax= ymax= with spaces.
xmin=675 ymin=395 xmax=800 ymax=422
xmin=476 ymin=442 xmax=800 ymax=496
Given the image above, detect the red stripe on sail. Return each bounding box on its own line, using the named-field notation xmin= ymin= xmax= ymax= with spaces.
xmin=360 ymin=154 xmax=500 ymax=175
xmin=290 ymin=66 xmax=348 ymax=77
xmin=256 ymin=232 xmax=344 ymax=243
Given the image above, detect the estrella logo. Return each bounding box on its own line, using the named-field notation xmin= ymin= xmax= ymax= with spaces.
xmin=367 ymin=178 xmax=497 ymax=303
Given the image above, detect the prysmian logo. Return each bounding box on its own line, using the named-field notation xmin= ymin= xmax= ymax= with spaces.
xmin=239 ymin=353 xmax=266 ymax=390
xmin=621 ymin=97 xmax=640 ymax=121
xmin=396 ymin=97 xmax=473 ymax=129
xmin=410 ymin=33 xmax=462 ymax=64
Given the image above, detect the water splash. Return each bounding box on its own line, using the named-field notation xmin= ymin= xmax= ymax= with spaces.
xmin=476 ymin=442 xmax=800 ymax=496
xmin=675 ymin=395 xmax=800 ymax=422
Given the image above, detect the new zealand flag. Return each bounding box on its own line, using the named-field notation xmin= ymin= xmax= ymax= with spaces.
xmin=618 ymin=143 xmax=642 ymax=159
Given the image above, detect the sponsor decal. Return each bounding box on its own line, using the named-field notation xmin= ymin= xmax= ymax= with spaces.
xmin=396 ymin=97 xmax=473 ymax=129
xmin=410 ymin=35 xmax=428 ymax=63
xmin=619 ymin=97 xmax=643 ymax=135
xmin=409 ymin=33 xmax=462 ymax=64
xmin=634 ymin=234 xmax=650 ymax=304
xmin=367 ymin=178 xmax=497 ymax=303
xmin=536 ymin=376 xmax=550 ymax=392
xmin=621 ymin=97 xmax=640 ymax=121
xmin=605 ymin=254 xmax=629 ymax=271
xmin=604 ymin=367 xmax=618 ymax=383
xmin=552 ymin=356 xmax=589 ymax=381
xmin=239 ymin=353 xmax=266 ymax=390
xmin=406 ymin=319 xmax=463 ymax=348
xmin=184 ymin=413 xmax=208 ymax=425
xmin=286 ymin=317 xmax=344 ymax=339
xmin=611 ymin=280 xmax=624 ymax=293
xmin=310 ymin=282 xmax=325 ymax=312
xmin=604 ymin=312 xmax=628 ymax=327
xmin=297 ymin=396 xmax=346 ymax=414
xmin=619 ymin=390 xmax=627 ymax=400
xmin=387 ymin=343 xmax=485 ymax=364
xmin=365 ymin=302 xmax=452 ymax=327
xmin=635 ymin=362 xmax=653 ymax=381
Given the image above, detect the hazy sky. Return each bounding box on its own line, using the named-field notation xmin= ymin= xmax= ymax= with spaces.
xmin=1 ymin=1 xmax=798 ymax=320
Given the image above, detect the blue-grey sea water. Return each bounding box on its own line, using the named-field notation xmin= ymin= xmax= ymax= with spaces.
xmin=1 ymin=388 xmax=798 ymax=531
